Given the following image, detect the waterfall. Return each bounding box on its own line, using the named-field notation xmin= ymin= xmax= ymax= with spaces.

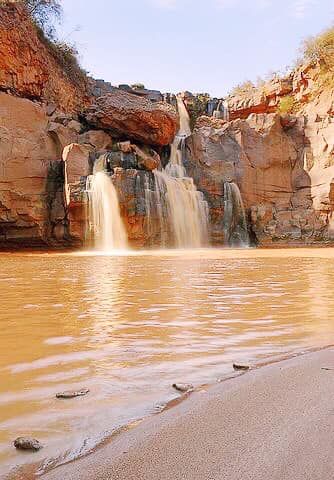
xmin=86 ymin=172 xmax=128 ymax=251
xmin=223 ymin=182 xmax=249 ymax=247
xmin=146 ymin=96 xmax=209 ymax=248
xmin=177 ymin=96 xmax=192 ymax=137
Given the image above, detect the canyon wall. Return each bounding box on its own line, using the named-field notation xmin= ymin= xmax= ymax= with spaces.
xmin=186 ymin=64 xmax=334 ymax=245
xmin=0 ymin=3 xmax=333 ymax=248
xmin=0 ymin=3 xmax=178 ymax=248
xmin=0 ymin=3 xmax=91 ymax=113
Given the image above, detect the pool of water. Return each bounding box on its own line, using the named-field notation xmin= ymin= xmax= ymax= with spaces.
xmin=1 ymin=248 xmax=334 ymax=476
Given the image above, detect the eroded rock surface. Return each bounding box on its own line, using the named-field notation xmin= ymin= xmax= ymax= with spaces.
xmin=0 ymin=93 xmax=61 ymax=246
xmin=188 ymin=106 xmax=334 ymax=245
xmin=0 ymin=3 xmax=90 ymax=113
xmin=84 ymin=89 xmax=179 ymax=146
xmin=0 ymin=4 xmax=333 ymax=251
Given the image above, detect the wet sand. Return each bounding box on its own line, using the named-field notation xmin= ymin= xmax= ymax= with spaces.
xmin=42 ymin=347 xmax=334 ymax=480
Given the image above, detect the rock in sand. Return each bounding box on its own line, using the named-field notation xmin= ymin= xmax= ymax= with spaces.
xmin=14 ymin=437 xmax=43 ymax=452
xmin=173 ymin=383 xmax=194 ymax=393
xmin=56 ymin=388 xmax=90 ymax=399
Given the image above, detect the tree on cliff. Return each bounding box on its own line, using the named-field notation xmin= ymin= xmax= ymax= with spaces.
xmin=6 ymin=0 xmax=87 ymax=85
xmin=302 ymin=25 xmax=334 ymax=73
xmin=23 ymin=0 xmax=62 ymax=39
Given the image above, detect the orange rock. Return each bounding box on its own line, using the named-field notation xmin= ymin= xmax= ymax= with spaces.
xmin=79 ymin=130 xmax=113 ymax=151
xmin=0 ymin=3 xmax=90 ymax=114
xmin=84 ymin=89 xmax=179 ymax=146
xmin=190 ymin=112 xmax=334 ymax=245
xmin=63 ymin=144 xmax=92 ymax=187
xmin=0 ymin=93 xmax=59 ymax=246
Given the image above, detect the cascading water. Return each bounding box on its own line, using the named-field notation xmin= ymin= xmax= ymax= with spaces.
xmin=146 ymin=96 xmax=209 ymax=248
xmin=86 ymin=172 xmax=128 ymax=251
xmin=223 ymin=182 xmax=250 ymax=247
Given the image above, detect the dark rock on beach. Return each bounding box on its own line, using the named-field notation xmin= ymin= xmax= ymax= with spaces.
xmin=233 ymin=364 xmax=250 ymax=371
xmin=14 ymin=437 xmax=43 ymax=452
xmin=172 ymin=383 xmax=194 ymax=393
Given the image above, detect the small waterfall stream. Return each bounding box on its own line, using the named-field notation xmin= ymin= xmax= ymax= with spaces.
xmin=223 ymin=182 xmax=250 ymax=247
xmin=86 ymin=172 xmax=128 ymax=251
xmin=147 ymin=96 xmax=209 ymax=248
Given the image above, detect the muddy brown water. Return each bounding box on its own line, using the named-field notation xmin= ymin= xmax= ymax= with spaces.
xmin=1 ymin=248 xmax=334 ymax=476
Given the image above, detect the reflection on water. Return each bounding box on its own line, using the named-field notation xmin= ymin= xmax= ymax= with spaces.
xmin=1 ymin=248 xmax=334 ymax=476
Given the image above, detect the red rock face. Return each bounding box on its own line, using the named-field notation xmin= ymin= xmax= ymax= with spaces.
xmin=0 ymin=2 xmax=333 ymax=249
xmin=0 ymin=3 xmax=90 ymax=113
xmin=189 ymin=108 xmax=334 ymax=245
xmin=84 ymin=89 xmax=179 ymax=146
xmin=0 ymin=93 xmax=60 ymax=246
xmin=227 ymin=63 xmax=329 ymax=121
xmin=228 ymin=77 xmax=294 ymax=120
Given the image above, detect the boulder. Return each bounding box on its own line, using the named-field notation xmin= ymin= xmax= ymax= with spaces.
xmin=132 ymin=145 xmax=160 ymax=171
xmin=62 ymin=143 xmax=93 ymax=185
xmin=83 ymin=89 xmax=179 ymax=146
xmin=47 ymin=122 xmax=79 ymax=150
xmin=92 ymin=145 xmax=160 ymax=173
xmin=79 ymin=130 xmax=113 ymax=151
xmin=67 ymin=120 xmax=84 ymax=134
xmin=110 ymin=168 xmax=162 ymax=247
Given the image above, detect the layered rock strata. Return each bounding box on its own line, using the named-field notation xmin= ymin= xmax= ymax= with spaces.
xmin=0 ymin=3 xmax=90 ymax=113
xmin=0 ymin=2 xmax=333 ymax=248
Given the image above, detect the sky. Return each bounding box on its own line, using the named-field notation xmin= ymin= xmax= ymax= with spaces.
xmin=59 ymin=0 xmax=334 ymax=97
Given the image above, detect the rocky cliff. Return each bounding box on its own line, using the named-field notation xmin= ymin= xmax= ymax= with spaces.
xmin=188 ymin=63 xmax=334 ymax=245
xmin=0 ymin=2 xmax=178 ymax=248
xmin=0 ymin=3 xmax=91 ymax=113
xmin=0 ymin=3 xmax=333 ymax=248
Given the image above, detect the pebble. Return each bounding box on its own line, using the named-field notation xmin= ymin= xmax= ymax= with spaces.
xmin=172 ymin=383 xmax=194 ymax=393
xmin=56 ymin=388 xmax=90 ymax=399
xmin=233 ymin=363 xmax=250 ymax=371
xmin=14 ymin=437 xmax=43 ymax=452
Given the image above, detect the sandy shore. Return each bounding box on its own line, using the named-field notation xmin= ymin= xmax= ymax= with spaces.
xmin=40 ymin=347 xmax=334 ymax=480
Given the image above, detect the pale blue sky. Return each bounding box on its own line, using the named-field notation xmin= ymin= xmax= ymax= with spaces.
xmin=59 ymin=0 xmax=334 ymax=96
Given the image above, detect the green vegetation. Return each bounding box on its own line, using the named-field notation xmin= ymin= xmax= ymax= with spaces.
xmin=36 ymin=26 xmax=86 ymax=85
xmin=131 ymin=83 xmax=146 ymax=90
xmin=228 ymin=24 xmax=334 ymax=101
xmin=23 ymin=0 xmax=62 ymax=39
xmin=21 ymin=0 xmax=87 ymax=85
xmin=187 ymin=93 xmax=210 ymax=130
xmin=278 ymin=96 xmax=295 ymax=114
xmin=301 ymin=25 xmax=334 ymax=72
xmin=229 ymin=80 xmax=256 ymax=97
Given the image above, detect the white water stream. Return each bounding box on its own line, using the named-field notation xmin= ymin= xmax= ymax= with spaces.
xmin=86 ymin=172 xmax=128 ymax=251
xmin=150 ymin=96 xmax=209 ymax=248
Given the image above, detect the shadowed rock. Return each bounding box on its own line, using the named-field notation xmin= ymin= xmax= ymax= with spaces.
xmin=173 ymin=383 xmax=194 ymax=393
xmin=233 ymin=364 xmax=250 ymax=371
